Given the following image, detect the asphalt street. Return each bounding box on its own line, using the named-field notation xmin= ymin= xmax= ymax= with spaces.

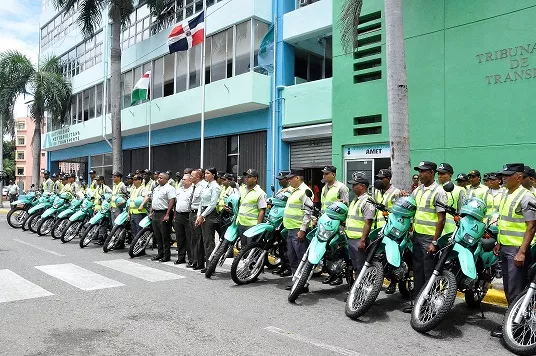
xmin=0 ymin=215 xmax=514 ymax=356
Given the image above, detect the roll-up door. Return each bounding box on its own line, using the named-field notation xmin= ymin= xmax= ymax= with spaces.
xmin=290 ymin=138 xmax=332 ymax=169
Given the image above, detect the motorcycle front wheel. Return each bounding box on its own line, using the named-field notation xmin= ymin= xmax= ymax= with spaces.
xmin=80 ymin=224 xmax=99 ymax=248
xmin=21 ymin=211 xmax=35 ymax=231
xmin=51 ymin=218 xmax=69 ymax=239
xmin=103 ymin=225 xmax=124 ymax=253
xmin=345 ymin=261 xmax=384 ymax=319
xmin=231 ymin=242 xmax=266 ymax=285
xmin=411 ymin=270 xmax=457 ymax=333
xmin=503 ymin=287 xmax=536 ymax=355
xmin=29 ymin=214 xmax=42 ymax=233
xmin=205 ymin=240 xmax=230 ymax=278
xmin=7 ymin=207 xmax=27 ymax=228
xmin=288 ymin=261 xmax=313 ymax=303
xmin=37 ymin=216 xmax=54 ymax=236
xmin=61 ymin=220 xmax=82 ymax=243
xmin=129 ymin=227 xmax=152 ymax=258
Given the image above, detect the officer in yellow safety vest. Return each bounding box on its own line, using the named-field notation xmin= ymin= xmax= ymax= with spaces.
xmin=467 ymin=169 xmax=489 ymax=199
xmin=93 ymin=175 xmax=112 ymax=212
xmin=167 ymin=170 xmax=176 ymax=188
xmin=88 ymin=170 xmax=98 ymax=191
xmin=483 ymin=172 xmax=505 ymax=219
xmin=237 ymin=169 xmax=267 ymax=247
xmin=110 ymin=172 xmax=128 ymax=222
xmin=404 ymin=161 xmax=447 ymax=314
xmin=142 ymin=169 xmax=156 ymax=191
xmin=490 ymin=163 xmax=536 ymax=338
xmin=275 ymin=171 xmax=292 ymax=194
xmin=320 ymin=166 xmax=349 ymax=213
xmin=125 ymin=173 xmax=134 ymax=195
xmin=283 ymin=170 xmax=313 ymax=292
xmin=522 ymin=166 xmax=536 ymax=196
xmin=272 ymin=171 xmax=293 ymax=277
xmin=455 ymin=173 xmax=470 ymax=189
xmin=216 ymin=173 xmax=232 ymax=214
xmin=345 ymin=172 xmax=376 ymax=275
xmin=52 ymin=173 xmax=63 ymax=194
xmin=61 ymin=173 xmax=76 ymax=194
xmin=128 ymin=175 xmax=149 ymax=237
xmin=436 ymin=163 xmax=465 ymax=234
xmin=41 ymin=170 xmax=54 ymax=193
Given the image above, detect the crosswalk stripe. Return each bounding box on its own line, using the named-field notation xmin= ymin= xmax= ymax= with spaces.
xmin=95 ymin=259 xmax=185 ymax=282
xmin=0 ymin=269 xmax=54 ymax=303
xmin=35 ymin=263 xmax=124 ymax=291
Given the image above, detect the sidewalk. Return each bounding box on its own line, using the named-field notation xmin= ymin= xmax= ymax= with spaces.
xmin=0 ymin=200 xmax=10 ymax=213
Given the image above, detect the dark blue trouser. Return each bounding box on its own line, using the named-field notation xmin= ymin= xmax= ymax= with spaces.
xmin=501 ymin=245 xmax=530 ymax=305
xmin=130 ymin=213 xmax=145 ymax=238
xmin=287 ymin=229 xmax=309 ymax=274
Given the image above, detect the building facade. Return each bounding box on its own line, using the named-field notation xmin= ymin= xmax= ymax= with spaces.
xmin=15 ymin=117 xmax=47 ymax=191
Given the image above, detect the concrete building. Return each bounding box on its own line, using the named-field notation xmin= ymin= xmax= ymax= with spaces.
xmin=14 ymin=117 xmax=47 ymax=191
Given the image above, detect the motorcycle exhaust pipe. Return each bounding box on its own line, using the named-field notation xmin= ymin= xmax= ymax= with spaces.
xmin=514 ymin=283 xmax=536 ymax=324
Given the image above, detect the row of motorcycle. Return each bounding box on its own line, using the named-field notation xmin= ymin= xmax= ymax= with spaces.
xmin=7 ymin=182 xmax=536 ymax=355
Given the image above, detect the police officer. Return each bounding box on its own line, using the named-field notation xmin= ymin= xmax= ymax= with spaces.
xmin=88 ymin=170 xmax=98 ymax=191
xmin=404 ymin=161 xmax=447 ymax=313
xmin=275 ymin=171 xmax=291 ymax=194
xmin=522 ymin=166 xmax=536 ymax=196
xmin=217 ymin=173 xmax=232 ymax=214
xmin=467 ymin=169 xmax=488 ymax=199
xmin=41 ymin=171 xmax=53 ymax=193
xmin=236 ymin=169 xmax=267 ymax=247
xmin=94 ymin=175 xmax=112 ymax=244
xmin=283 ymin=170 xmax=313 ymax=292
xmin=455 ymin=173 xmax=469 ymax=188
xmin=150 ymin=172 xmax=176 ymax=262
xmin=61 ymin=173 xmax=76 ymax=194
xmin=125 ymin=173 xmax=134 ymax=194
xmin=167 ymin=171 xmax=175 ymax=187
xmin=174 ymin=173 xmax=194 ymax=265
xmin=490 ymin=163 xmax=536 ymax=338
xmin=345 ymin=172 xmax=375 ymax=275
xmin=110 ymin=172 xmax=128 ymax=223
xmin=436 ymin=163 xmax=466 ymax=234
xmin=320 ymin=166 xmax=349 ymax=213
xmin=189 ymin=169 xmax=208 ymax=270
xmin=143 ymin=169 xmax=155 ymax=191
xmin=52 ymin=173 xmax=63 ymax=194
xmin=128 ymin=175 xmax=148 ymax=238
xmin=483 ymin=172 xmax=505 ymax=218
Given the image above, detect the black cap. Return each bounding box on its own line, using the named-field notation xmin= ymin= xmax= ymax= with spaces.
xmin=89 ymin=170 xmax=96 ymax=175
xmin=133 ymin=175 xmax=143 ymax=181
xmin=135 ymin=169 xmax=140 ymax=174
xmin=112 ymin=171 xmax=123 ymax=177
xmin=376 ymin=169 xmax=392 ymax=179
xmin=348 ymin=171 xmax=370 ymax=186
xmin=276 ymin=171 xmax=291 ymax=180
xmin=154 ymin=170 xmax=161 ymax=175
xmin=286 ymin=169 xmax=304 ymax=179
xmin=166 ymin=170 xmax=172 ymax=175
xmin=43 ymin=170 xmax=50 ymax=175
xmin=216 ymin=171 xmax=225 ymax=179
xmin=126 ymin=173 xmax=133 ymax=179
xmin=321 ymin=166 xmax=337 ymax=174
xmin=51 ymin=173 xmax=58 ymax=178
xmin=143 ymin=169 xmax=151 ymax=174
xmin=243 ymin=168 xmax=259 ymax=178
xmin=487 ymin=173 xmax=500 ymax=180
xmin=455 ymin=173 xmax=469 ymax=182
xmin=499 ymin=163 xmax=524 ymax=176
xmin=223 ymin=173 xmax=234 ymax=180
xmin=524 ymin=166 xmax=536 ymax=178
xmin=468 ymin=170 xmax=481 ymax=177
xmin=414 ymin=161 xmax=437 ymax=172
xmin=97 ymin=175 xmax=105 ymax=181
xmin=69 ymin=173 xmax=76 ymax=178
xmin=437 ymin=163 xmax=454 ymax=174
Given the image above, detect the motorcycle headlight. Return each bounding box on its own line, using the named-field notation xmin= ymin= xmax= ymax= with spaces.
xmin=318 ymin=224 xmax=334 ymax=242
xmin=462 ymin=233 xmax=475 ymax=246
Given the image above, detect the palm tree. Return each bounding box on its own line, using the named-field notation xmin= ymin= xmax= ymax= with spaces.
xmin=0 ymin=51 xmax=71 ymax=187
xmin=53 ymin=0 xmax=175 ymax=173
xmin=340 ymin=0 xmax=411 ymax=190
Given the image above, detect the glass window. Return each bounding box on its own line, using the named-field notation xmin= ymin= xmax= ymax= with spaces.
xmin=176 ymin=51 xmax=187 ymax=93
xmin=71 ymin=96 xmax=77 ymax=124
xmin=226 ymin=28 xmax=233 ymax=78
xmin=235 ymin=20 xmax=251 ymax=75
xmin=188 ymin=44 xmax=201 ymax=89
xmin=253 ymin=20 xmax=270 ymax=68
xmin=17 ymin=151 xmax=24 ymax=160
xmin=176 ymin=0 xmax=185 ymax=22
xmin=185 ymin=0 xmax=194 ymax=17
xmin=77 ymin=92 xmax=83 ymax=122
xmin=88 ymin=86 xmax=95 ymax=120
xmin=83 ymin=89 xmax=90 ymax=121
xmin=205 ymin=37 xmax=211 ymax=84
xmin=152 ymin=57 xmax=163 ymax=99
xmin=122 ymin=70 xmax=133 ymax=108
xmin=163 ymin=53 xmax=175 ymax=97
xmin=228 ymin=135 xmax=238 ymax=154
xmin=211 ymin=31 xmax=227 ymax=83
xmin=137 ymin=4 xmax=150 ymax=19
xmin=17 ymin=137 xmax=25 ymax=145
xmin=134 ymin=65 xmax=142 ymax=91
xmin=194 ymin=0 xmax=203 ymax=13
xmin=96 ymin=83 xmax=103 ymax=117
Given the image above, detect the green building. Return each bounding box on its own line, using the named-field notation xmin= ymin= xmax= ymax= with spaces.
xmin=332 ymin=0 xmax=536 ymax=183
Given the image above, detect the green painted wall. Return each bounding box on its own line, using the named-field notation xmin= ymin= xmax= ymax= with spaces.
xmin=332 ymin=0 xmax=536 ymax=178
xmin=282 ymin=78 xmax=332 ymax=128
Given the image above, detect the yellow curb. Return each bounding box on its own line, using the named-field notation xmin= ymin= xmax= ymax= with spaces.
xmin=0 ymin=209 xmax=9 ymax=214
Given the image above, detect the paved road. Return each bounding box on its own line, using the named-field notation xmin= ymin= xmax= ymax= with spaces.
xmin=0 ymin=216 xmax=514 ymax=356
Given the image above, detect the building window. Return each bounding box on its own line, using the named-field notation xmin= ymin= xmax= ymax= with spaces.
xmin=17 ymin=136 xmax=25 ymax=146
xmin=16 ymin=151 xmax=25 ymax=160
xmin=42 ymin=152 xmax=46 ymax=157
xmin=16 ymin=167 xmax=25 ymax=176
xmin=122 ymin=71 xmax=133 ymax=109
xmin=16 ymin=121 xmax=26 ymax=130
xmin=90 ymin=153 xmax=113 ymax=186
xmin=60 ymin=31 xmax=103 ymax=78
xmin=235 ymin=20 xmax=251 ymax=76
xmin=40 ymin=4 xmax=78 ymax=51
xmin=227 ymin=135 xmax=239 ymax=175
xmin=294 ymin=37 xmax=333 ymax=84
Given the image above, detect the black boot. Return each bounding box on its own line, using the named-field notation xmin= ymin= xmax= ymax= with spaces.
xmin=490 ymin=326 xmax=503 ymax=338
xmin=385 ymin=281 xmax=396 ymax=294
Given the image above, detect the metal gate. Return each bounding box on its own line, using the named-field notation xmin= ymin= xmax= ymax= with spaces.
xmin=290 ymin=138 xmax=332 ymax=169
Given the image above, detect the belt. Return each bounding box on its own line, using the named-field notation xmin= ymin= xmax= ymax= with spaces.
xmin=190 ymin=209 xmax=198 ymax=213
xmin=153 ymin=209 xmax=167 ymax=212
xmin=177 ymin=211 xmax=190 ymax=215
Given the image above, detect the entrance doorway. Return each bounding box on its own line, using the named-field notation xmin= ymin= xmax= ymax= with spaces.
xmin=344 ymin=157 xmax=390 ymax=200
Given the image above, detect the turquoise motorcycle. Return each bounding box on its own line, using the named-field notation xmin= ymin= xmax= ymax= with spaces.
xmin=288 ymin=195 xmax=351 ymax=303
xmin=7 ymin=190 xmax=39 ymax=228
xmin=345 ymin=196 xmax=417 ymax=319
xmin=22 ymin=192 xmax=55 ymax=233
xmin=103 ymin=197 xmax=143 ymax=253
xmin=79 ymin=193 xmax=112 ymax=248
xmin=50 ymin=194 xmax=83 ymax=239
xmin=36 ymin=192 xmax=73 ymax=236
xmin=61 ymin=193 xmax=95 ymax=243
xmin=205 ymin=193 xmax=241 ymax=278
xmin=411 ymin=182 xmax=499 ymax=332
xmin=228 ymin=191 xmax=290 ymax=283
xmin=128 ymin=215 xmax=153 ymax=258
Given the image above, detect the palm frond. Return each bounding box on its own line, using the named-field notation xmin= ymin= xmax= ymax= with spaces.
xmin=76 ymin=0 xmax=106 ymax=38
xmin=339 ymin=0 xmax=363 ymax=55
xmin=51 ymin=0 xmax=78 ymax=13
xmin=147 ymin=0 xmax=176 ymax=35
xmin=108 ymin=0 xmax=135 ymax=28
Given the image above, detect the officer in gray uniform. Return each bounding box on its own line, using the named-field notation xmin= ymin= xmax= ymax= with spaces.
xmin=188 ymin=169 xmax=208 ymax=270
xmin=150 ymin=172 xmax=176 ymax=262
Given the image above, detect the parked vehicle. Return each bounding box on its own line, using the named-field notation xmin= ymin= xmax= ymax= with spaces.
xmin=50 ymin=195 xmax=83 ymax=239
xmin=22 ymin=193 xmax=55 ymax=233
xmin=60 ymin=193 xmax=95 ymax=243
xmin=79 ymin=194 xmax=112 ymax=248
xmin=103 ymin=197 xmax=141 ymax=253
xmin=36 ymin=192 xmax=73 ymax=236
xmin=7 ymin=190 xmax=39 ymax=229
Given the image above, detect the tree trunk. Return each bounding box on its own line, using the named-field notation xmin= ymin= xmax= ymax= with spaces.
xmin=32 ymin=116 xmax=42 ymax=187
xmin=110 ymin=14 xmax=123 ymax=173
xmin=384 ymin=0 xmax=411 ymax=191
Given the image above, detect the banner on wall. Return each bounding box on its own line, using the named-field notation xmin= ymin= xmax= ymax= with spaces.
xmin=344 ymin=143 xmax=390 ymax=159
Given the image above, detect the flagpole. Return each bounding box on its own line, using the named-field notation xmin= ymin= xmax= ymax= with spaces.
xmin=148 ymin=99 xmax=152 ymax=171
xmin=271 ymin=17 xmax=278 ymax=188
xmin=200 ymin=1 xmax=207 ymax=168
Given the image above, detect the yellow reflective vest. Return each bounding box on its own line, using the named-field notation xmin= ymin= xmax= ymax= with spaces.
xmin=346 ymin=194 xmax=370 ymax=239
xmin=412 ymin=182 xmax=444 ymax=236
xmin=373 ymin=186 xmax=400 ymax=228
xmin=443 ymin=184 xmax=465 ymax=234
xmin=129 ymin=185 xmax=147 ymax=214
xmin=467 ymin=184 xmax=488 ymax=200
xmin=237 ymin=185 xmax=266 ymax=227
xmin=283 ymin=183 xmax=311 ymax=230
xmin=498 ymin=186 xmax=529 ymax=246
xmin=321 ymin=181 xmax=345 ymax=213
xmin=217 ymin=186 xmax=232 ymax=213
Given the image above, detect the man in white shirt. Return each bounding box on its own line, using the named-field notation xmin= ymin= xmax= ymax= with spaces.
xmin=7 ymin=180 xmax=19 ymax=203
xmin=174 ymin=174 xmax=194 ymax=265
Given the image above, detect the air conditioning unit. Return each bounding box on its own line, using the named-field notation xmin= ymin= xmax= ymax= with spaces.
xmin=299 ymin=0 xmax=310 ymax=7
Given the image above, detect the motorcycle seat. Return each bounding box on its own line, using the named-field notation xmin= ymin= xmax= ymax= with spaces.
xmin=481 ymin=237 xmax=496 ymax=252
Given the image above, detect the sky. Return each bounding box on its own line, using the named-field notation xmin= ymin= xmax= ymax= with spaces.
xmin=0 ymin=0 xmax=43 ymax=119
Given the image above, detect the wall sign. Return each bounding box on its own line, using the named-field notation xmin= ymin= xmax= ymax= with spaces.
xmin=476 ymin=43 xmax=536 ymax=85
xmin=344 ymin=143 xmax=390 ymax=159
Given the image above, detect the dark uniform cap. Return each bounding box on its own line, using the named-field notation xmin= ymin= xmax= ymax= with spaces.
xmin=414 ymin=161 xmax=437 ymax=172
xmin=69 ymin=173 xmax=76 ymax=178
xmin=135 ymin=169 xmax=141 ymax=174
xmin=286 ymin=169 xmax=304 ymax=179
xmin=437 ymin=163 xmax=454 ymax=174
xmin=276 ymin=171 xmax=291 ymax=180
xmin=376 ymin=169 xmax=392 ymax=178
xmin=487 ymin=173 xmax=500 ymax=180
xmin=468 ymin=170 xmax=481 ymax=177
xmin=126 ymin=173 xmax=133 ymax=179
xmin=500 ymin=163 xmax=525 ymax=176
xmin=97 ymin=175 xmax=105 ymax=181
xmin=223 ymin=173 xmax=234 ymax=180
xmin=43 ymin=170 xmax=50 ymax=175
xmin=133 ymin=175 xmax=143 ymax=181
xmin=321 ymin=166 xmax=337 ymax=174
xmin=524 ymin=166 xmax=536 ymax=178
xmin=89 ymin=170 xmax=96 ymax=175
xmin=143 ymin=169 xmax=151 ymax=174
xmin=112 ymin=171 xmax=123 ymax=177
xmin=455 ymin=173 xmax=469 ymax=182
xmin=51 ymin=173 xmax=57 ymax=178
xmin=166 ymin=170 xmax=172 ymax=175
xmin=154 ymin=170 xmax=161 ymax=175
xmin=176 ymin=171 xmax=181 ymax=177
xmin=348 ymin=171 xmax=370 ymax=186
xmin=243 ymin=168 xmax=259 ymax=178
xmin=216 ymin=171 xmax=225 ymax=179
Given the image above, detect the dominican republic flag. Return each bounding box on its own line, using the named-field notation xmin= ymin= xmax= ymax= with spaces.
xmin=131 ymin=70 xmax=151 ymax=105
xmin=168 ymin=11 xmax=205 ymax=54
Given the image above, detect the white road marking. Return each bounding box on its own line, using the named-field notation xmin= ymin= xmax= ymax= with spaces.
xmin=95 ymin=259 xmax=185 ymax=282
xmin=162 ymin=259 xmax=231 ymax=271
xmin=13 ymin=238 xmax=65 ymax=257
xmin=0 ymin=270 xmax=54 ymax=303
xmin=35 ymin=263 xmax=124 ymax=291
xmin=264 ymin=326 xmax=367 ymax=356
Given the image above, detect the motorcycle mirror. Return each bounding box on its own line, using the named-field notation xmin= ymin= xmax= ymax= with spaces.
xmin=443 ymin=181 xmax=455 ymax=193
xmin=305 ymin=189 xmax=313 ymax=198
xmin=271 ymin=184 xmax=275 ymax=193
xmin=373 ymin=179 xmax=385 ymax=190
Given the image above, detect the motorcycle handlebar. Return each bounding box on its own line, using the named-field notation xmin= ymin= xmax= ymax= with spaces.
xmin=367 ymin=198 xmax=388 ymax=212
xmin=435 ymin=201 xmax=458 ymax=216
xmin=528 ymin=201 xmax=536 ymax=211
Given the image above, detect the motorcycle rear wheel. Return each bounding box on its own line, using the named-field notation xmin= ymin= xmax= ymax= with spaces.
xmin=7 ymin=207 xmax=26 ymax=228
xmin=103 ymin=225 xmax=123 ymax=253
xmin=80 ymin=224 xmax=98 ymax=248
xmin=129 ymin=227 xmax=152 ymax=258
xmin=61 ymin=220 xmax=82 ymax=243
xmin=231 ymin=242 xmax=266 ymax=285
xmin=411 ymin=270 xmax=457 ymax=333
xmin=345 ymin=261 xmax=384 ymax=319
xmin=37 ymin=216 xmax=54 ymax=236
xmin=503 ymin=287 xmax=536 ymax=355
xmin=205 ymin=240 xmax=229 ymax=278
xmin=29 ymin=214 xmax=42 ymax=233
xmin=51 ymin=218 xmax=69 ymax=239
xmin=465 ymin=279 xmax=491 ymax=308
xmin=265 ymin=244 xmax=281 ymax=269
xmin=21 ymin=211 xmax=35 ymax=231
xmin=288 ymin=261 xmax=313 ymax=303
